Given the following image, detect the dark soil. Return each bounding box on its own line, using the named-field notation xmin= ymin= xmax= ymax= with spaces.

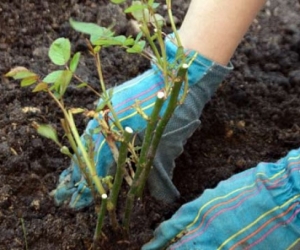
xmin=1 ymin=0 xmax=300 ymax=249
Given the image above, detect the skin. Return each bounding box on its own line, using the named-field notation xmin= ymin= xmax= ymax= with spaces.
xmin=179 ymin=0 xmax=267 ymax=65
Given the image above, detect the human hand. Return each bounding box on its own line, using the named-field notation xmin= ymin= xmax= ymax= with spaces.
xmin=143 ymin=148 xmax=300 ymax=249
xmin=52 ymin=35 xmax=232 ymax=209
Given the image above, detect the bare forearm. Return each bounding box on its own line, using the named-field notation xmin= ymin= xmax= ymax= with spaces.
xmin=179 ymin=0 xmax=266 ymax=65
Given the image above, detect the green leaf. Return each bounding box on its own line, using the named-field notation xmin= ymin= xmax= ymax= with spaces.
xmin=76 ymin=82 xmax=88 ymax=88
xmin=48 ymin=38 xmax=71 ymax=65
xmin=93 ymin=45 xmax=101 ymax=53
xmin=69 ymin=18 xmax=117 ymax=45
xmin=151 ymin=2 xmax=160 ymax=9
xmin=70 ymin=52 xmax=81 ymax=72
xmin=36 ymin=124 xmax=60 ymax=145
xmin=152 ymin=13 xmax=165 ymax=28
xmin=43 ymin=70 xmax=64 ymax=83
xmin=124 ymin=37 xmax=135 ymax=46
xmin=5 ymin=66 xmax=26 ymax=77
xmin=110 ymin=0 xmax=125 ymax=3
xmin=125 ymin=2 xmax=150 ymax=22
xmin=95 ymin=95 xmax=112 ymax=112
xmin=69 ymin=108 xmax=85 ymax=114
xmin=6 ymin=66 xmax=38 ymax=88
xmin=90 ymin=29 xmax=115 ymax=45
xmin=20 ymin=76 xmax=38 ymax=87
xmin=126 ymin=40 xmax=145 ymax=53
xmin=147 ymin=0 xmax=159 ymax=9
xmin=125 ymin=2 xmax=146 ymax=14
xmin=53 ymin=70 xmax=73 ymax=98
xmin=135 ymin=32 xmax=143 ymax=43
xmin=6 ymin=67 xmax=37 ymax=80
xmin=60 ymin=146 xmax=72 ymax=157
xmin=89 ymin=126 xmax=102 ymax=135
xmin=32 ymin=82 xmax=48 ymax=92
xmin=15 ymin=71 xmax=37 ymax=79
xmin=108 ymin=88 xmax=114 ymax=99
xmin=13 ymin=71 xmax=37 ymax=80
xmin=93 ymin=36 xmax=126 ymax=46
xmin=96 ymin=101 xmax=108 ymax=112
xmin=70 ymin=18 xmax=107 ymax=37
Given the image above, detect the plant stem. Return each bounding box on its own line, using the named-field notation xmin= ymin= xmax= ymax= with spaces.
xmin=122 ymin=191 xmax=135 ymax=231
xmin=95 ymin=52 xmax=107 ymax=94
xmin=151 ymin=11 xmax=168 ymax=76
xmin=67 ymin=110 xmax=106 ymax=196
xmin=48 ymin=91 xmax=91 ymax=175
xmin=166 ymin=0 xmax=182 ymax=47
xmin=94 ymin=194 xmax=108 ymax=241
xmin=134 ymin=91 xmax=165 ymax=180
xmin=20 ymin=218 xmax=28 ymax=250
xmin=123 ymin=91 xmax=166 ymax=230
xmin=94 ymin=50 xmax=123 ymax=132
xmin=106 ymin=102 xmax=124 ymax=132
xmin=139 ymin=23 xmax=162 ymax=66
xmin=136 ymin=64 xmax=188 ymax=196
xmin=110 ymin=127 xmax=133 ymax=207
xmin=106 ymin=127 xmax=133 ymax=229
xmin=73 ymin=73 xmax=101 ymax=97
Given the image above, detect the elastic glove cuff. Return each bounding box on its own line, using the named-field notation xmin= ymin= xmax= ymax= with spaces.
xmin=163 ymin=34 xmax=233 ymax=86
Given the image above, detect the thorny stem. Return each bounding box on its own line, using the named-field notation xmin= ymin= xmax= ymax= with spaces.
xmin=179 ymin=52 xmax=198 ymax=105
xmin=123 ymin=65 xmax=188 ymax=228
xmin=107 ymin=127 xmax=133 ymax=229
xmin=122 ymin=191 xmax=135 ymax=232
xmin=135 ymin=92 xmax=165 ymax=181
xmin=123 ymin=91 xmax=166 ymax=230
xmin=94 ymin=194 xmax=108 ymax=242
xmin=123 ymin=3 xmax=189 ymax=227
xmin=110 ymin=127 xmax=133 ymax=207
xmin=137 ymin=64 xmax=188 ymax=196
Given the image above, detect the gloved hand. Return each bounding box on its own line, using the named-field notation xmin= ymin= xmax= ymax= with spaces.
xmin=143 ymin=148 xmax=300 ymax=250
xmin=52 ymin=35 xmax=232 ymax=209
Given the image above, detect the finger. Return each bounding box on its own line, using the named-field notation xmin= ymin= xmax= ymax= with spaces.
xmin=69 ymin=181 xmax=93 ymax=209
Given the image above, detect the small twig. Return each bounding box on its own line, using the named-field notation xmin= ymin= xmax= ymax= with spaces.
xmin=166 ymin=0 xmax=182 ymax=47
xmin=94 ymin=194 xmax=108 ymax=242
xmin=20 ymin=218 xmax=28 ymax=250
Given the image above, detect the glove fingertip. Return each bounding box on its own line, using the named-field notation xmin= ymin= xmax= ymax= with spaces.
xmin=69 ymin=183 xmax=93 ymax=210
xmin=51 ymin=186 xmax=77 ymax=206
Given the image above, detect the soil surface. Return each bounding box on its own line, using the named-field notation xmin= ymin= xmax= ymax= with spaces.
xmin=1 ymin=0 xmax=300 ymax=249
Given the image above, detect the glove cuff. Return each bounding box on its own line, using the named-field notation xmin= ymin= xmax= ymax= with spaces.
xmin=164 ymin=33 xmax=234 ymax=86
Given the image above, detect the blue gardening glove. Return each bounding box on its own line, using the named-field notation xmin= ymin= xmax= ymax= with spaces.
xmin=52 ymin=35 xmax=232 ymax=209
xmin=143 ymin=148 xmax=300 ymax=250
